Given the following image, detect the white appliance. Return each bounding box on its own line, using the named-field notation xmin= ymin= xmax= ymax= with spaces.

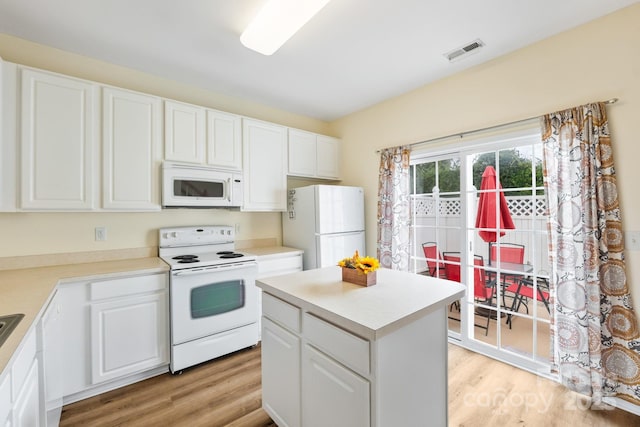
xmin=162 ymin=161 xmax=243 ymax=208
xmin=282 ymin=185 xmax=365 ymax=270
xmin=159 ymin=226 xmax=258 ymax=373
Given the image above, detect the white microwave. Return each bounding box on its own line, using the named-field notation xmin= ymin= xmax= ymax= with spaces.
xmin=162 ymin=161 xmax=243 ymax=208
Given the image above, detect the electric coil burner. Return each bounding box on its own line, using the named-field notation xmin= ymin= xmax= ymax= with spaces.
xmin=158 ymin=225 xmax=258 ymax=373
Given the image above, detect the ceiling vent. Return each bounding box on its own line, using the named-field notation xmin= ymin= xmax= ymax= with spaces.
xmin=444 ymin=39 xmax=485 ymax=62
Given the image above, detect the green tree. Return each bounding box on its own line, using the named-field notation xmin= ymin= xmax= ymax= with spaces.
xmin=472 ymin=150 xmax=543 ymax=194
xmin=411 ymin=149 xmax=543 ymax=195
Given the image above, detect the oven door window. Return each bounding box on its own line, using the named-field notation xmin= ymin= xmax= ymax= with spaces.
xmin=190 ymin=280 xmax=245 ymax=318
xmin=174 ymin=179 xmax=224 ymax=198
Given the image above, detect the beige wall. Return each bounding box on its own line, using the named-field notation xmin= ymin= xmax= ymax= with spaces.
xmin=0 ymin=35 xmax=333 ymax=258
xmin=331 ymin=4 xmax=640 ymax=310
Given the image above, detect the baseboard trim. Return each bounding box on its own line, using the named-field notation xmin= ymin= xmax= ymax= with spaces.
xmin=62 ymin=365 xmax=169 ymax=405
xmin=604 ymin=396 xmax=640 ymax=416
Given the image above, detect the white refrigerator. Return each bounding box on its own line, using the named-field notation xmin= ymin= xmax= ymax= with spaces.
xmin=282 ymin=185 xmax=365 ymax=270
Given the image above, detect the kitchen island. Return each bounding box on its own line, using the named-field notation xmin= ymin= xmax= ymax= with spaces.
xmin=256 ymin=266 xmax=465 ymax=427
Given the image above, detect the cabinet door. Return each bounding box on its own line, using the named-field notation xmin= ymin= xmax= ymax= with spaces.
xmin=261 ymin=318 xmax=300 ymax=427
xmin=90 ymin=292 xmax=168 ymax=384
xmin=302 ymin=344 xmax=370 ymax=427
xmin=12 ymin=359 xmax=40 ymax=427
xmin=40 ymin=292 xmax=63 ymax=426
xmin=316 ymin=135 xmax=341 ymax=179
xmin=1 ymin=61 xmax=18 ymax=212
xmin=164 ymin=100 xmax=205 ymax=163
xmin=57 ymin=283 xmax=91 ymax=396
xmin=288 ymin=128 xmax=316 ymax=177
xmin=0 ymin=371 xmax=10 ymax=425
xmin=242 ymin=118 xmax=287 ymax=211
xmin=207 ymin=109 xmax=242 ymax=170
xmin=103 ymin=87 xmax=162 ymax=210
xmin=21 ymin=68 xmax=97 ymax=210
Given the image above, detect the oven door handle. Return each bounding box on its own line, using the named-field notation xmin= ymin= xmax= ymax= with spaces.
xmin=172 ymin=261 xmax=256 ymax=276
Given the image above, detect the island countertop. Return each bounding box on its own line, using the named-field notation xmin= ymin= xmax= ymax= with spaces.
xmin=256 ymin=266 xmax=465 ymax=340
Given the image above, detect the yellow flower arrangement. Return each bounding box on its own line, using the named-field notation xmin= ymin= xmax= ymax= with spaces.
xmin=338 ymin=250 xmax=380 ymax=275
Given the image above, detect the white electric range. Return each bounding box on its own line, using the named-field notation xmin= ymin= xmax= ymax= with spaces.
xmin=159 ymin=225 xmax=258 ymax=373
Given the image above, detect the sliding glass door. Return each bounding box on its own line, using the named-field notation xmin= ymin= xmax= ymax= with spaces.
xmin=409 ymin=154 xmax=463 ymax=335
xmin=410 ymin=127 xmax=551 ymax=372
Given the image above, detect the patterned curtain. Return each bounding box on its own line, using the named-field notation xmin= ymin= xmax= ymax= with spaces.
xmin=377 ymin=146 xmax=411 ymax=270
xmin=541 ymin=102 xmax=640 ymax=406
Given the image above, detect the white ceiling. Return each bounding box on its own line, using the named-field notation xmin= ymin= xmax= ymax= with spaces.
xmin=0 ymin=0 xmax=637 ymax=121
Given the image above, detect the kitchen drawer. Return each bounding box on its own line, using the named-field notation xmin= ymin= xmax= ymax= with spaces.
xmin=89 ymin=273 xmax=167 ymax=301
xmin=303 ymin=313 xmax=369 ymax=376
xmin=11 ymin=328 xmax=36 ymax=401
xmin=257 ymin=254 xmax=302 ymax=278
xmin=262 ymin=293 xmax=301 ymax=333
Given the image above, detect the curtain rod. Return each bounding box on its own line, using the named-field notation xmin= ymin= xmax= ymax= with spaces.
xmin=374 ymin=98 xmax=619 ymax=154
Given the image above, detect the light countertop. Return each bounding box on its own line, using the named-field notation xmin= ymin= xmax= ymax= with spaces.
xmin=256 ymin=266 xmax=465 ymax=340
xmin=0 ymin=245 xmax=299 ymax=377
xmin=0 ymin=257 xmax=169 ymax=376
xmin=244 ymin=246 xmax=303 ymax=258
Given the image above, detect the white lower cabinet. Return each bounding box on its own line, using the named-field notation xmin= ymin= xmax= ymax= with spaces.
xmin=261 ymin=293 xmax=370 ymax=427
xmin=39 ymin=291 xmax=63 ymax=426
xmin=302 ymin=345 xmax=369 ymax=427
xmin=10 ymin=329 xmax=40 ymax=427
xmin=261 ymin=291 xmax=446 ymax=427
xmin=59 ymin=272 xmax=169 ymax=401
xmin=254 ymin=248 xmax=303 ymax=340
xmin=0 ymin=372 xmax=10 ymax=425
xmin=261 ymin=318 xmax=300 ymax=427
xmin=90 ymin=291 xmax=167 ymax=383
xmin=12 ymin=359 xmax=40 ymax=427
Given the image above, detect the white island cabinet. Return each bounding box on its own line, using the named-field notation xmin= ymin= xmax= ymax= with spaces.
xmin=257 ymin=267 xmax=465 ymax=427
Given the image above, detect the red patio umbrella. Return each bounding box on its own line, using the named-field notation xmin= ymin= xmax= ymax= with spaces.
xmin=475 ymin=166 xmax=515 ymax=247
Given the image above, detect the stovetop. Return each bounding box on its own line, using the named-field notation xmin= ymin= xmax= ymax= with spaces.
xmin=160 ymin=249 xmax=256 ymax=270
xmin=158 ymin=225 xmax=256 ymax=270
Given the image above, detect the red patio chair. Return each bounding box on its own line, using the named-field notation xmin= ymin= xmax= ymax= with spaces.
xmin=506 ymin=277 xmax=550 ymax=328
xmin=490 ymin=242 xmax=525 ymax=307
xmin=489 ymin=242 xmax=525 ymax=265
xmin=442 ymin=252 xmax=496 ymax=335
xmin=422 ymin=242 xmax=447 ymax=279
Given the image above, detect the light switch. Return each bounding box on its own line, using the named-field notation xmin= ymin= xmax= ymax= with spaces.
xmin=625 ymin=231 xmax=640 ymax=251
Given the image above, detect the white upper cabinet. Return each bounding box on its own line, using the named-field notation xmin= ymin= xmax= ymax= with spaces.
xmin=20 ymin=68 xmax=97 ymax=210
xmin=242 ymin=118 xmax=287 ymax=211
xmin=207 ymin=109 xmax=242 ymax=171
xmin=316 ymin=134 xmax=341 ymax=179
xmin=288 ymin=128 xmax=341 ymax=180
xmin=102 ymin=87 xmax=162 ymax=210
xmin=0 ymin=60 xmax=18 ymax=212
xmin=164 ymin=100 xmax=205 ymax=164
xmin=288 ymin=128 xmax=317 ymax=177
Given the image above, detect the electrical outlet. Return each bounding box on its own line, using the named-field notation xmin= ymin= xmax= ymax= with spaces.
xmin=235 ymin=223 xmax=241 ymax=234
xmin=626 ymin=231 xmax=640 ymax=251
xmin=95 ymin=227 xmax=107 ymax=241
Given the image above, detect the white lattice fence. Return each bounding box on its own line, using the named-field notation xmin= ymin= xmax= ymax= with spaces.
xmin=412 ymin=196 xmax=545 ymax=218
xmin=411 ymin=195 xmax=550 ymax=274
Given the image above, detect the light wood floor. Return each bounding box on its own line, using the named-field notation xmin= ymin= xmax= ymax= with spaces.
xmin=60 ymin=344 xmax=639 ymax=427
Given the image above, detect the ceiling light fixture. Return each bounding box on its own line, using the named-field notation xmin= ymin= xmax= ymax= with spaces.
xmin=240 ymin=0 xmax=333 ymax=56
